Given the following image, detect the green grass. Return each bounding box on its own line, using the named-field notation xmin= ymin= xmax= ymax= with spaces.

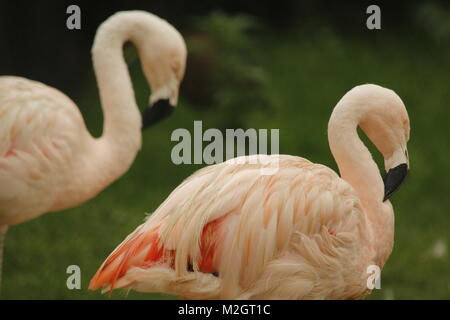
xmin=2 ymin=28 xmax=450 ymax=299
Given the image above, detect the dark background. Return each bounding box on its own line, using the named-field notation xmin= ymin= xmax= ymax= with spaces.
xmin=0 ymin=0 xmax=446 ymax=96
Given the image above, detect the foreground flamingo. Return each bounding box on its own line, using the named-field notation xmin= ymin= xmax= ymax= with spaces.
xmin=90 ymin=84 xmax=410 ymax=299
xmin=0 ymin=11 xmax=187 ymax=288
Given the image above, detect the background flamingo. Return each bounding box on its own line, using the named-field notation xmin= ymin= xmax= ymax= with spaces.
xmin=89 ymin=84 xmax=410 ymax=299
xmin=0 ymin=11 xmax=187 ymax=288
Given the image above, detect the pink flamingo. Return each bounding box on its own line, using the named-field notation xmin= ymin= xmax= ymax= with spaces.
xmin=90 ymin=84 xmax=410 ymax=299
xmin=0 ymin=11 xmax=187 ymax=288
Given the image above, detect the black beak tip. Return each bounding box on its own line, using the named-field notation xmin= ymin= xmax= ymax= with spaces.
xmin=142 ymin=99 xmax=175 ymax=130
xmin=383 ymin=163 xmax=409 ymax=202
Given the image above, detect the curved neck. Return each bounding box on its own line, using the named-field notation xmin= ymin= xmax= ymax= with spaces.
xmin=86 ymin=15 xmax=148 ymax=189
xmin=328 ymin=115 xmax=383 ymax=206
xmin=93 ymin=17 xmax=144 ymax=152
xmin=328 ymin=108 xmax=394 ymax=266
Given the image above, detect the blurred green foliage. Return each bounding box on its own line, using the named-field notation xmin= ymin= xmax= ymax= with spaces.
xmin=183 ymin=11 xmax=272 ymax=129
xmin=416 ymin=1 xmax=450 ymax=44
xmin=2 ymin=5 xmax=450 ymax=300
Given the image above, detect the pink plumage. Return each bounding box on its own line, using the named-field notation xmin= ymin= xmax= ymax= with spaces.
xmin=0 ymin=11 xmax=187 ymax=287
xmin=90 ymin=84 xmax=410 ymax=299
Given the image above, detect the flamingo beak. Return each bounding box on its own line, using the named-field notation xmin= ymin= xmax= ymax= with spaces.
xmin=142 ymin=99 xmax=175 ymax=130
xmin=383 ymin=163 xmax=409 ymax=202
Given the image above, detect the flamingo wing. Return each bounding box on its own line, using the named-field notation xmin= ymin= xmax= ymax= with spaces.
xmin=0 ymin=76 xmax=87 ymax=224
xmin=90 ymin=155 xmax=369 ymax=299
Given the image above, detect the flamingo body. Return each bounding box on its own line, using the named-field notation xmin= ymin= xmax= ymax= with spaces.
xmin=90 ymin=84 xmax=410 ymax=300
xmin=0 ymin=76 xmax=97 ymax=225
xmin=0 ymin=11 xmax=187 ymax=288
xmin=0 ymin=10 xmax=186 ymax=227
xmin=90 ymin=155 xmax=373 ymax=299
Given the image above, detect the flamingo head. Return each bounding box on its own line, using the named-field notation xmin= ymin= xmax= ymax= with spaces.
xmin=140 ymin=15 xmax=187 ymax=129
xmin=357 ymin=85 xmax=410 ymax=201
